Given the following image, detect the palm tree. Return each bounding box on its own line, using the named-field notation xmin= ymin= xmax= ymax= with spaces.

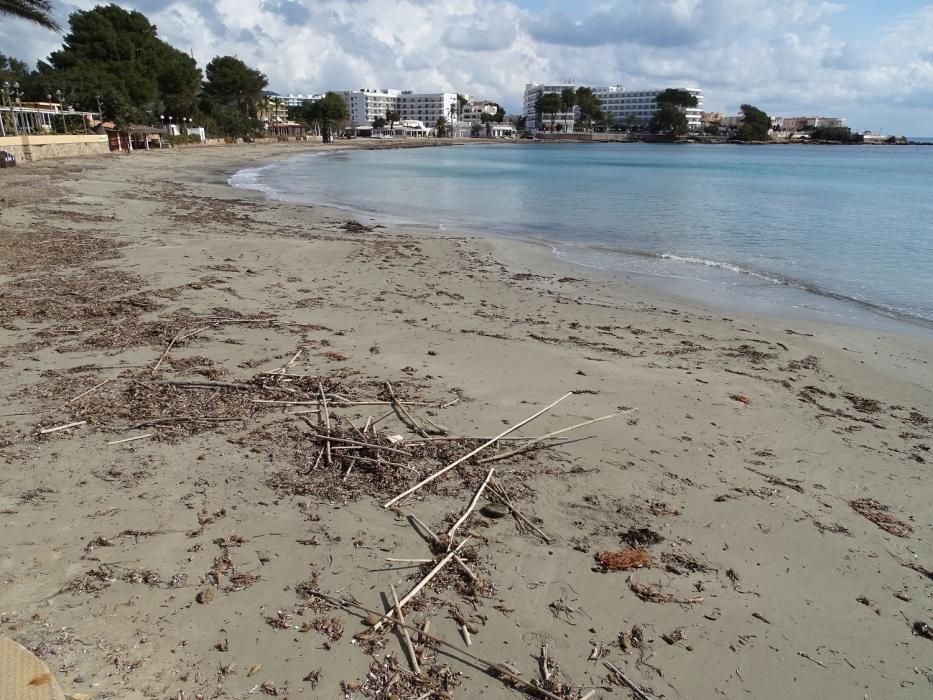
xmin=0 ymin=0 xmax=61 ymax=30
xmin=386 ymin=109 xmax=400 ymax=133
xmin=434 ymin=116 xmax=447 ymax=138
xmin=561 ymin=87 xmax=576 ymax=132
xmin=448 ymin=103 xmax=457 ymax=138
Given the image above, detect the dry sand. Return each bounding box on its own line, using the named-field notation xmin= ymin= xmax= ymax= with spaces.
xmin=0 ymin=141 xmax=931 ymax=700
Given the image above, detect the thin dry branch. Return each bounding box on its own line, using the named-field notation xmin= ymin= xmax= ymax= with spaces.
xmin=383 ymin=392 xmax=573 ymax=508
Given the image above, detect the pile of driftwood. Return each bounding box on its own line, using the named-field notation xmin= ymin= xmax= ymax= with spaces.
xmin=27 ymin=326 xmax=639 ymax=699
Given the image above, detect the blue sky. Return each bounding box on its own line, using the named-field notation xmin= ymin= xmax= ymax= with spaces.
xmin=3 ymin=1 xmax=933 ymax=134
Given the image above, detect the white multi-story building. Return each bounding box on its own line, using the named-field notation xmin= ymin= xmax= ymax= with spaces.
xmin=594 ymin=85 xmax=703 ymax=129
xmin=269 ymin=93 xmax=325 ymax=107
xmin=341 ymin=89 xmax=401 ymax=125
xmin=522 ymin=82 xmax=577 ymax=133
xmin=461 ymin=100 xmax=499 ymax=123
xmin=523 ymin=82 xmax=704 ymax=132
xmin=398 ymin=91 xmax=459 ymax=126
xmin=340 ymin=88 xmax=460 ymax=127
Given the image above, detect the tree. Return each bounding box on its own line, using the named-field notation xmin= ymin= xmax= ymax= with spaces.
xmin=291 ymin=92 xmax=348 ymax=143
xmin=494 ymin=104 xmax=505 ymax=123
xmin=372 ymin=115 xmax=386 ymax=129
xmin=33 ymin=4 xmax=200 ymax=125
xmin=0 ymin=0 xmax=61 ymax=31
xmin=535 ymin=92 xmax=561 ymax=132
xmin=385 ymin=109 xmax=400 ymax=131
xmin=655 ymin=89 xmax=699 ymax=109
xmin=0 ymin=53 xmax=31 ymax=83
xmin=456 ymin=93 xmax=468 ymax=122
xmin=808 ymin=126 xmax=861 ymax=143
xmin=202 ymin=55 xmax=267 ymax=118
xmin=434 ymin=116 xmax=447 ymax=137
xmin=649 ymin=103 xmax=688 ymax=136
xmin=649 ymin=89 xmax=698 ymax=137
xmin=560 ymin=87 xmax=576 ymax=130
xmin=703 ymin=122 xmax=721 ymax=136
xmin=736 ymin=104 xmax=771 ymax=141
xmin=598 ymin=111 xmax=615 ymax=132
xmin=575 ymin=87 xmax=602 ymax=132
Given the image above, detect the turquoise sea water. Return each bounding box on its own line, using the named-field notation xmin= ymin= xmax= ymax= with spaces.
xmin=230 ymin=143 xmax=933 ymax=329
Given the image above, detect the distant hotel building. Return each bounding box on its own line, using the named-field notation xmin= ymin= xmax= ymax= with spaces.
xmin=523 ymin=82 xmax=704 ymax=132
xmin=340 ymin=88 xmax=460 ymax=127
xmin=265 ymin=92 xmax=325 ymax=107
xmin=775 ymin=116 xmax=846 ymax=131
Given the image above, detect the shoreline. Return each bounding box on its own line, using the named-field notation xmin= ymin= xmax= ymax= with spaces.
xmin=1 ymin=144 xmax=931 ymax=699
xmin=224 ymin=144 xmax=933 ymax=340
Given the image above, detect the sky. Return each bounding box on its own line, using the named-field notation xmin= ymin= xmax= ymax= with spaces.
xmin=2 ymin=0 xmax=933 ymax=134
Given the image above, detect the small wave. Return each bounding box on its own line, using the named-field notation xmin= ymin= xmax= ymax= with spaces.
xmin=555 ymin=246 xmax=932 ymax=328
xmin=659 ymin=254 xmax=784 ymax=285
xmin=228 ymin=164 xmax=281 ymax=198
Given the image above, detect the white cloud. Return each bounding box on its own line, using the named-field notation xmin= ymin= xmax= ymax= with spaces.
xmin=1 ymin=0 xmax=932 ymax=133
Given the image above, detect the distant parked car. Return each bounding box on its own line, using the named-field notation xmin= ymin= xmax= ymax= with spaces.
xmin=0 ymin=150 xmax=15 ymax=168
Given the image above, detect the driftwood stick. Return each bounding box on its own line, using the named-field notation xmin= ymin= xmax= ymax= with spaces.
xmin=478 ymin=411 xmax=634 ymax=465
xmin=152 ymin=379 xmax=252 ymax=391
xmin=386 ymin=381 xmax=429 ymax=437
xmin=372 ymin=537 xmax=471 ymax=632
xmin=38 ymin=420 xmax=87 ymax=435
xmin=383 ymin=392 xmax=574 ymax=508
xmin=409 ymin=514 xmax=478 ymax=582
xmin=447 ymin=468 xmax=494 ymax=546
xmin=152 ymin=325 xmax=212 ymax=373
xmin=62 ymin=379 xmax=111 ymax=406
xmin=125 ymin=416 xmax=245 ymax=430
xmin=390 ymin=584 xmax=422 ymax=676
xmin=303 ymin=432 xmax=412 ymax=457
xmin=319 ymin=382 xmax=332 ymax=466
xmin=344 ymin=455 xmax=409 ymax=469
xmin=106 ymin=433 xmax=153 ymax=446
xmin=311 ymin=590 xmax=565 ymax=700
xmin=488 ymin=478 xmax=552 ymax=543
xmin=385 ymin=558 xmax=434 ymax=563
xmin=604 ymin=661 xmax=656 ymax=700
xmin=273 ymin=348 xmax=303 ymax=375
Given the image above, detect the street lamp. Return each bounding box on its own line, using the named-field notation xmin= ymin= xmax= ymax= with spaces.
xmin=55 ymin=89 xmax=66 ymax=133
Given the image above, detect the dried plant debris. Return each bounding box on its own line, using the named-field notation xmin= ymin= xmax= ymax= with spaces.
xmin=354 ymin=653 xmax=461 ymax=699
xmin=628 ymin=577 xmax=703 ymax=605
xmin=620 ymin=527 xmax=664 ymax=548
xmin=1 ymin=269 xmax=154 ymax=325
xmin=850 ymin=498 xmax=913 ymax=538
xmin=594 ymin=549 xmax=652 ymax=572
xmin=0 ymin=226 xmax=123 ymax=275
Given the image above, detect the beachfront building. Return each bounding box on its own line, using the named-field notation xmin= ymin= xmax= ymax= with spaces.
xmin=0 ymin=100 xmax=97 ymax=137
xmin=593 ymin=85 xmax=703 ymax=130
xmin=774 ymin=116 xmax=846 ymax=132
xmin=270 ymin=92 xmax=325 ymax=108
xmin=461 ymin=100 xmax=499 ymax=123
xmin=523 ymin=83 xmax=704 ymax=133
xmin=522 ymin=82 xmax=577 ymax=133
xmin=340 ymin=88 xmax=460 ymax=128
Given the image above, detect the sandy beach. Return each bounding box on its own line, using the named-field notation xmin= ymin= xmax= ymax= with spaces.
xmin=1 ymin=141 xmax=931 ymax=700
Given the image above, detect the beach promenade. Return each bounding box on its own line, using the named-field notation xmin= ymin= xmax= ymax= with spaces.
xmin=1 ymin=142 xmax=931 ymax=699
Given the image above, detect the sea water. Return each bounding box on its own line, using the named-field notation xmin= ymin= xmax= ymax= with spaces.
xmin=230 ymin=143 xmax=933 ymax=330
